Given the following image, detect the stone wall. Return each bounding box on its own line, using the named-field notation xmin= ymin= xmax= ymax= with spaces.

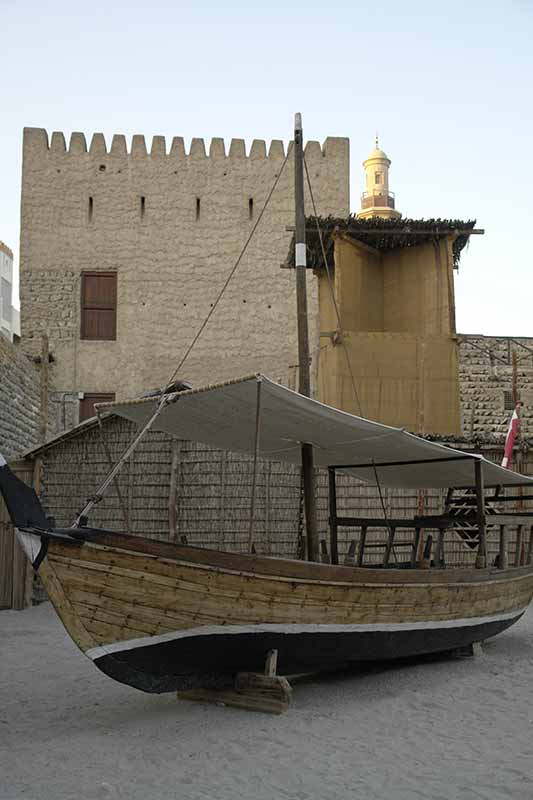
xmin=459 ymin=335 xmax=533 ymax=439
xmin=0 ymin=336 xmax=57 ymax=459
xmin=20 ymin=128 xmax=350 ymax=407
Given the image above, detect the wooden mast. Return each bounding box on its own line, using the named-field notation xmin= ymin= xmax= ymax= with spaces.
xmin=294 ymin=112 xmax=319 ymax=562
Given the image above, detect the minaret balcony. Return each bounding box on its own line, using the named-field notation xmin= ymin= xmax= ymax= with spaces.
xmin=361 ymin=190 xmax=396 ymax=210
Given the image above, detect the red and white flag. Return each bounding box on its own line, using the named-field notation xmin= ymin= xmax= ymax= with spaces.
xmin=501 ymin=403 xmax=521 ymax=469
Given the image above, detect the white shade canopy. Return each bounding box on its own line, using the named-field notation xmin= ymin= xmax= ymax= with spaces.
xmin=100 ymin=375 xmax=532 ymax=489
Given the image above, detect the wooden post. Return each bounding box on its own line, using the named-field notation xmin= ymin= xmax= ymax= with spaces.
xmin=168 ymin=438 xmax=180 ymax=542
xmin=382 ymin=526 xmax=396 ymax=566
xmin=40 ymin=334 xmax=49 ymax=442
xmin=357 ymin=525 xmax=367 ymax=567
xmin=294 ymin=112 xmax=319 ymax=563
xmin=526 ymin=526 xmax=533 ymax=566
xmin=499 ymin=525 xmax=508 ymax=569
xmin=474 ymin=459 xmax=487 ymax=569
xmin=435 ymin=528 xmax=445 ymax=568
xmin=320 ymin=539 xmax=330 ymax=564
xmin=344 ymin=539 xmax=357 ymax=566
xmin=328 ymin=468 xmax=339 ymax=565
xmin=247 ymin=377 xmax=263 ymax=554
xmin=412 ymin=527 xmax=422 ymax=566
xmin=514 ymin=524 xmax=523 ymax=567
xmin=95 ymin=410 xmax=131 ymax=532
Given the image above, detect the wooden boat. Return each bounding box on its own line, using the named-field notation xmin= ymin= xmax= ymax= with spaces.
xmin=2 ymin=114 xmax=533 ymax=696
xmin=2 ymin=372 xmax=533 ymax=693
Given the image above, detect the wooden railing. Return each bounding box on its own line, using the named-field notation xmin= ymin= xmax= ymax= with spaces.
xmin=327 ymin=465 xmax=533 ymax=570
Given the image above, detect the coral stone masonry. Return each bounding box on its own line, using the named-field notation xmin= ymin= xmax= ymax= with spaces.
xmin=20 ymin=128 xmax=349 ymax=422
xmin=459 ymin=335 xmax=533 ymax=440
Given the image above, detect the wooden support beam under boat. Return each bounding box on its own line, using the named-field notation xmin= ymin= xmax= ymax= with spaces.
xmin=177 ymin=649 xmax=292 ymax=715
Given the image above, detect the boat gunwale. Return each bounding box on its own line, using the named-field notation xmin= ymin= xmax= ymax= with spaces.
xmin=26 ymin=525 xmax=533 ymax=587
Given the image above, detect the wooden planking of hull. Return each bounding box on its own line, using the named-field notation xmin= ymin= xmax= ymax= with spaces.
xmin=17 ymin=528 xmax=533 ymax=694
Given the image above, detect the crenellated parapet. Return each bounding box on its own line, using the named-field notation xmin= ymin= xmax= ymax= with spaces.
xmin=20 ymin=125 xmax=349 ymax=404
xmin=23 ymin=127 xmax=348 ymax=162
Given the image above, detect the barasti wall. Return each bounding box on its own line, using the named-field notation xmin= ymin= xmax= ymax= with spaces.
xmin=20 ymin=128 xmax=349 ymax=416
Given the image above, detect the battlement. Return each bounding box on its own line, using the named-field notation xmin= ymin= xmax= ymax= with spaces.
xmin=23 ymin=127 xmax=348 ymax=161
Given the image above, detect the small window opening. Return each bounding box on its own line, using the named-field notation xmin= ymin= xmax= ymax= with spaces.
xmin=196 ymin=197 xmax=201 ymax=220
xmin=248 ymin=198 xmax=254 ymax=219
xmin=88 ymin=196 xmax=93 ymax=222
xmin=504 ymin=390 xmax=519 ymax=411
xmin=375 ymin=172 xmax=382 ymax=185
xmin=99 ymin=164 xmax=106 ymax=172
xmin=140 ymin=196 xmax=146 ymax=217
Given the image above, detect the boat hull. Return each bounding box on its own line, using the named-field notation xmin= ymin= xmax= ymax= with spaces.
xmin=90 ymin=611 xmax=524 ymax=693
xmin=20 ymin=528 xmax=533 ymax=694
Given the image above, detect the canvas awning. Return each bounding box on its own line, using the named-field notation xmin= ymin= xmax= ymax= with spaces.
xmin=100 ymin=374 xmax=532 ymax=489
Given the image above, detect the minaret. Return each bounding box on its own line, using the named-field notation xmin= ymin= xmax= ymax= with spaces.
xmin=357 ymin=136 xmax=401 ymax=220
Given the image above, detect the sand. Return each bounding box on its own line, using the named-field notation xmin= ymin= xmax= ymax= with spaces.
xmin=1 ymin=602 xmax=533 ymax=799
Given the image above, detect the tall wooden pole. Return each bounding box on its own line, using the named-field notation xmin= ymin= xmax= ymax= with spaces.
xmin=294 ymin=112 xmax=319 ymax=562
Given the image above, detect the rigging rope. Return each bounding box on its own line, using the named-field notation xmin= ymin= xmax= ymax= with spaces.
xmin=163 ymin=152 xmax=290 ymax=390
xmin=303 ymin=155 xmax=363 ymax=417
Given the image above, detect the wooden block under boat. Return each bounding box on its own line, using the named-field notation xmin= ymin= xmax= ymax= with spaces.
xmin=178 ymin=672 xmax=292 ymax=714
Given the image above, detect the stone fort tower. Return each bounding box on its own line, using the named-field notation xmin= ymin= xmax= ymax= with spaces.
xmin=20 ymin=128 xmax=349 ymax=422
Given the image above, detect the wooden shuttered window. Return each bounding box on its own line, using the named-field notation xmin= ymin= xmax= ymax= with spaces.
xmin=79 ymin=393 xmax=116 ymax=422
xmin=81 ymin=272 xmax=117 ymax=340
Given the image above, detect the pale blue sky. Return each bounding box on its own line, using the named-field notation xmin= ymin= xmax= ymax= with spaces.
xmin=2 ymin=0 xmax=532 ymax=334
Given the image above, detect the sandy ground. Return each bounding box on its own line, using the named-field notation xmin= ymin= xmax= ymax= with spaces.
xmin=1 ymin=603 xmax=533 ymax=800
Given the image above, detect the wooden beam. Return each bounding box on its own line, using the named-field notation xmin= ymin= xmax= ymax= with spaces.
xmin=330 ymin=455 xmax=475 ymax=470
xmin=357 ymin=525 xmax=367 ymax=566
xmin=328 ymin=467 xmax=339 ymax=565
xmin=499 ymin=525 xmax=508 ymax=570
xmin=514 ymin=525 xmax=524 ymax=567
xmin=475 ymin=460 xmax=487 ymax=569
xmin=344 ymin=539 xmax=357 ymax=566
xmin=168 ymin=439 xmax=180 ymax=542
xmin=284 ymin=226 xmax=485 ymax=236
xmin=338 ymin=232 xmax=380 ymax=257
xmin=382 ymin=526 xmax=396 ymax=566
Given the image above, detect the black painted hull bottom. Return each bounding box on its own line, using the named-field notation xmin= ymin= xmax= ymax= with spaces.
xmin=91 ymin=614 xmax=523 ymax=694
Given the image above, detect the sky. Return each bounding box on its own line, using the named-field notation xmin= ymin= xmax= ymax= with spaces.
xmin=1 ymin=0 xmax=532 ymax=335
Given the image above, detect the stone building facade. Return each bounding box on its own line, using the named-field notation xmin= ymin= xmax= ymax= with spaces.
xmin=20 ymin=128 xmax=349 ymax=423
xmin=458 ymin=335 xmax=533 ymax=440
xmin=0 ymin=336 xmax=57 ymax=459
